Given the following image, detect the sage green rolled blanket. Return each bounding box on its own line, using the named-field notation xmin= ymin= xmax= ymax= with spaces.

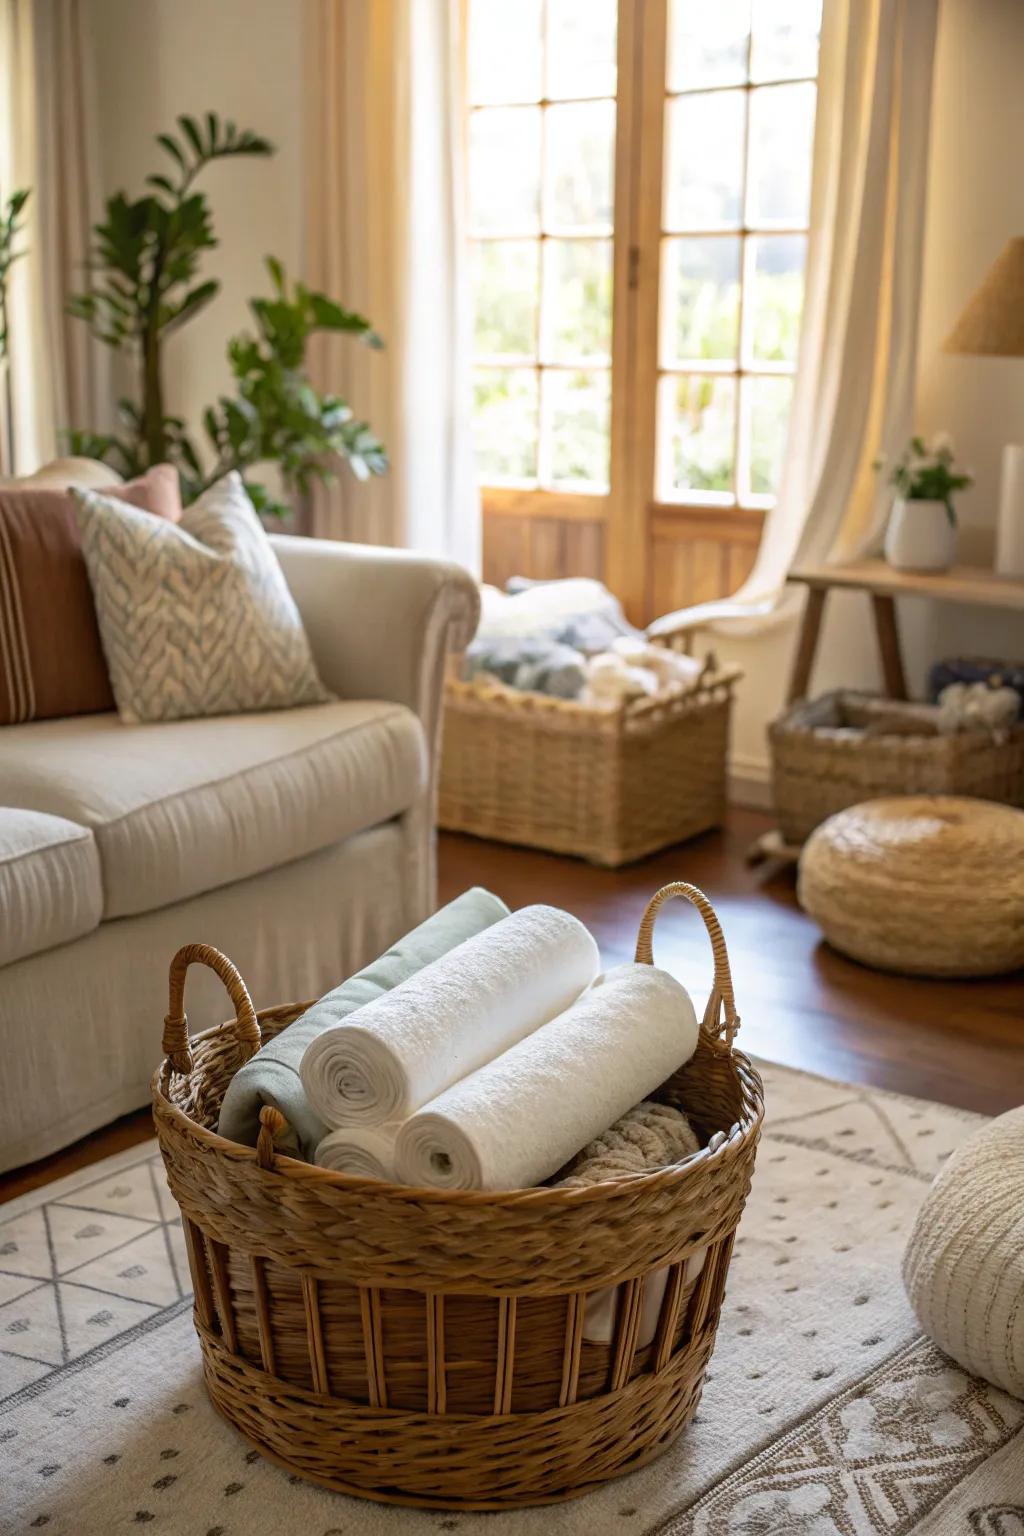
xmin=217 ymin=887 xmax=510 ymax=1160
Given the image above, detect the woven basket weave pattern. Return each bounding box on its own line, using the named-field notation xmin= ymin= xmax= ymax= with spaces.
xmin=439 ymin=665 xmax=739 ymax=866
xmin=798 ymin=796 xmax=1024 ymax=977
xmin=770 ymin=690 xmax=1024 ymax=845
xmin=151 ymin=885 xmax=763 ymax=1508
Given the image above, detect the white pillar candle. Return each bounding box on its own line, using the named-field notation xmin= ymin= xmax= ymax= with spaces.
xmin=995 ymin=443 xmax=1024 ymax=578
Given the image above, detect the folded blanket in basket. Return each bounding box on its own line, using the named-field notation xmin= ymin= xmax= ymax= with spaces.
xmin=216 ymin=887 xmax=510 ymax=1160
xmin=393 ymin=963 xmax=699 ymax=1191
xmin=555 ymin=1100 xmax=703 ymax=1346
xmin=462 ymin=635 xmax=587 ymax=698
xmin=300 ymin=905 xmax=600 ymax=1129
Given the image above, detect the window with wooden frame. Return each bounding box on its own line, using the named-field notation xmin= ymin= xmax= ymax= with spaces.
xmin=466 ymin=0 xmax=822 ymax=621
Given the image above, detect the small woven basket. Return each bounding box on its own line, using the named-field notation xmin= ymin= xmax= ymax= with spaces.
xmin=152 ymin=883 xmax=763 ymax=1510
xmin=439 ymin=662 xmax=740 ymax=866
xmin=770 ymin=690 xmax=1024 ymax=845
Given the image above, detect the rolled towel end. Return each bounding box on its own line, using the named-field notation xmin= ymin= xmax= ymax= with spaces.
xmin=395 ymin=1114 xmax=481 ymax=1191
xmin=299 ymin=904 xmax=600 ymax=1131
xmin=301 ymin=1022 xmax=407 ymax=1129
xmin=314 ymin=1124 xmax=401 ymax=1181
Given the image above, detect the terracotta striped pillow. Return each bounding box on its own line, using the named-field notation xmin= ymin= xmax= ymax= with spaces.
xmin=0 ymin=464 xmax=181 ymax=725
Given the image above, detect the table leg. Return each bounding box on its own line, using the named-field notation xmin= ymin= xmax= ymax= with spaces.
xmin=870 ymin=593 xmax=908 ymax=699
xmin=786 ymin=585 xmax=827 ymax=703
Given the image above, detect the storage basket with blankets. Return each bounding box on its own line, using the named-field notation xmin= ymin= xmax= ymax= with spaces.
xmin=769 ymin=689 xmax=1024 ymax=846
xmin=441 ymin=659 xmax=739 ymax=866
xmin=439 ymin=577 xmax=741 ymax=866
xmin=152 ymin=884 xmax=763 ymax=1510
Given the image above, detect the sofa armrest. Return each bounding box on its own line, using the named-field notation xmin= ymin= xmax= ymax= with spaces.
xmin=270 ymin=531 xmax=479 ymax=741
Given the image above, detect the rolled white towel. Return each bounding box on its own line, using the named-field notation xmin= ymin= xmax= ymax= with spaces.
xmin=300 ymin=905 xmax=600 ymax=1129
xmin=314 ymin=1125 xmax=400 ymax=1181
xmin=394 ymin=963 xmax=699 ymax=1191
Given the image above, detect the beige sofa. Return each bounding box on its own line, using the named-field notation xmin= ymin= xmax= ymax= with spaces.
xmin=0 ymin=472 xmax=478 ymax=1172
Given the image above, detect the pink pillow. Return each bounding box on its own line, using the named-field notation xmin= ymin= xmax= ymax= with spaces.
xmin=0 ymin=464 xmax=183 ymax=725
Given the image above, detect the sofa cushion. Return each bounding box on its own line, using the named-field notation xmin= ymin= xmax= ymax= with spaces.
xmin=0 ymin=463 xmax=182 ymax=726
xmin=0 ymin=701 xmax=427 ymax=918
xmin=73 ymin=472 xmax=329 ymax=725
xmin=0 ymin=808 xmax=103 ymax=964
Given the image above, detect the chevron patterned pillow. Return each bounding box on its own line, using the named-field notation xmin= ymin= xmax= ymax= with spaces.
xmin=73 ymin=472 xmax=331 ymax=723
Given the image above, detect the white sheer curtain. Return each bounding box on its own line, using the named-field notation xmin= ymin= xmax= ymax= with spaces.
xmin=657 ymin=0 xmax=939 ymax=637
xmin=0 ymin=0 xmax=106 ymax=475
xmin=303 ymin=0 xmax=480 ymax=572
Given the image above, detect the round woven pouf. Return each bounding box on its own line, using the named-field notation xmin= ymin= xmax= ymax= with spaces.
xmin=797 ymin=795 xmax=1024 ymax=976
xmin=903 ymin=1105 xmax=1024 ymax=1398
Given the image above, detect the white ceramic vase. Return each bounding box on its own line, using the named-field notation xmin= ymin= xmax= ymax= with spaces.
xmin=883 ymin=497 xmax=956 ymax=572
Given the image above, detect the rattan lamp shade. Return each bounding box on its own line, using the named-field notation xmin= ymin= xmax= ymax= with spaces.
xmin=944 ymin=238 xmax=1024 ymax=356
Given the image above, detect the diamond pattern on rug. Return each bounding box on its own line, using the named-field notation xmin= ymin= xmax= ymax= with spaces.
xmin=767 ymin=1085 xmax=972 ymax=1181
xmin=669 ymin=1339 xmax=1024 ymax=1536
xmin=0 ymin=1269 xmax=44 ymax=1308
xmin=60 ymin=1227 xmax=184 ymax=1308
xmin=46 ymin=1202 xmax=155 ymax=1275
xmin=0 ymin=1206 xmax=54 ymax=1280
xmin=58 ymin=1283 xmax=159 ymax=1361
xmin=0 ymin=1282 xmax=64 ymax=1367
xmin=0 ymin=1150 xmax=186 ymax=1402
xmin=57 ymin=1160 xmax=165 ymax=1224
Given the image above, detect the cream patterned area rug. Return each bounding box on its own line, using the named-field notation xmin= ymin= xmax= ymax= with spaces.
xmin=2 ymin=1064 xmax=1022 ymax=1535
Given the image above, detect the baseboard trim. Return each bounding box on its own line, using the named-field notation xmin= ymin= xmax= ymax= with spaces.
xmin=728 ymin=752 xmax=772 ymax=811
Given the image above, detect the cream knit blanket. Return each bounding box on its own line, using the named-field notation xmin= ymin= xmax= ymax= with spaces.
xmin=555 ymin=1099 xmax=700 ymax=1187
xmin=556 ymin=1100 xmax=703 ymax=1346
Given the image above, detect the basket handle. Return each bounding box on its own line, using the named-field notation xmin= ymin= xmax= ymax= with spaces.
xmin=162 ymin=942 xmax=261 ymax=1075
xmin=634 ymin=882 xmax=740 ymax=1048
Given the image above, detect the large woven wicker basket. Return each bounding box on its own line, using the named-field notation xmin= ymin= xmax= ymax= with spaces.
xmin=152 ymin=883 xmax=763 ymax=1510
xmin=439 ymin=662 xmax=741 ymax=866
xmin=770 ymin=690 xmax=1024 ymax=845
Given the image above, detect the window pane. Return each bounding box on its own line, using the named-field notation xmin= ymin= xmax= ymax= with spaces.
xmin=665 ymin=93 xmax=745 ymax=230
xmin=472 ymin=241 xmax=539 ymax=359
xmin=749 ymin=234 xmax=806 ymax=363
xmin=542 ymin=239 xmax=612 ymax=364
xmin=470 ymin=108 xmax=541 ymax=234
xmin=473 ymin=368 xmax=539 ymax=481
xmin=662 ymin=236 xmax=740 ymax=365
xmin=751 ymin=0 xmax=821 ymax=82
xmin=542 ymin=369 xmax=611 ymax=489
xmin=544 ymin=101 xmax=615 ymax=231
xmin=468 ymin=0 xmax=542 ymax=104
xmin=668 ymin=0 xmax=751 ymax=91
xmin=748 ymin=83 xmax=816 ymax=225
xmin=660 ymin=374 xmax=736 ymax=495
xmin=546 ymin=0 xmax=617 ymax=100
xmin=748 ymin=375 xmax=793 ymax=496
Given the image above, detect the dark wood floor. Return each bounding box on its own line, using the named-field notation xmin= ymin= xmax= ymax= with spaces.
xmin=2 ymin=807 xmax=1020 ymax=1204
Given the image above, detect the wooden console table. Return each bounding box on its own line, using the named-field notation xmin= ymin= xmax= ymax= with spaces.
xmin=748 ymin=558 xmax=1024 ymax=866
xmin=787 ymin=558 xmax=1024 ymax=703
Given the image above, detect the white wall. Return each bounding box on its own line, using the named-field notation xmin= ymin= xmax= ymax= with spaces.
xmin=89 ymin=0 xmax=304 ymax=478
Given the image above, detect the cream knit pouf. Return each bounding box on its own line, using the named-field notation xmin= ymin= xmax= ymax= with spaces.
xmin=797 ymin=795 xmax=1024 ymax=975
xmin=903 ymin=1105 xmax=1024 ymax=1398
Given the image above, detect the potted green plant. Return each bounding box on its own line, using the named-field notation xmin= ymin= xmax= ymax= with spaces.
xmin=65 ymin=113 xmax=386 ymax=515
xmin=878 ymin=434 xmax=973 ymax=572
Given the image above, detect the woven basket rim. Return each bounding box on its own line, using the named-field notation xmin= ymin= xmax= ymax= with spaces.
xmin=150 ymin=1017 xmax=762 ymax=1209
xmin=445 ymin=663 xmax=743 ymax=722
xmin=771 ymin=687 xmax=1024 ymax=744
xmin=152 ymin=882 xmax=763 ymax=1209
